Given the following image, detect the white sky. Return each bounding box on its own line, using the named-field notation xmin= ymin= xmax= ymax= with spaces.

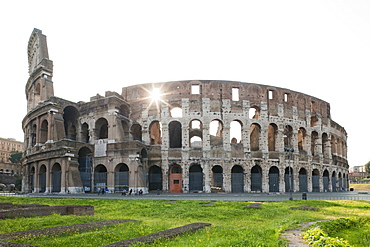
xmin=1 ymin=0 xmax=369 ymax=167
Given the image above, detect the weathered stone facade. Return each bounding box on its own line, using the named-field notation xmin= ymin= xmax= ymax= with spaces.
xmin=22 ymin=29 xmax=349 ymax=194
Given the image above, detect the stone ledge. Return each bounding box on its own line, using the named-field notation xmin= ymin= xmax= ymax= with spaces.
xmin=104 ymin=222 xmax=211 ymax=247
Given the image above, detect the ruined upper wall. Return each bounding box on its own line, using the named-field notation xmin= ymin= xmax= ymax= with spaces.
xmin=121 ymin=80 xmax=331 ymax=120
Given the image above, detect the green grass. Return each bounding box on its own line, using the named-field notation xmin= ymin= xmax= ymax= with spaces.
xmin=0 ymin=197 xmax=369 ymax=246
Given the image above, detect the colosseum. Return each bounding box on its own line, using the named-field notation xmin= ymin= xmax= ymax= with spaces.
xmin=22 ymin=29 xmax=349 ymax=194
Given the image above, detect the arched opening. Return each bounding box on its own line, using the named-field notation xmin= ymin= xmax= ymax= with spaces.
xmin=268 ymin=166 xmax=279 ymax=192
xmin=31 ymin=124 xmax=37 ymax=146
xmin=149 ymin=165 xmax=162 ymax=191
xmin=312 ymin=169 xmax=320 ymax=192
xmin=298 ymin=168 xmax=308 ymax=192
xmin=211 ymin=165 xmax=223 ymax=192
xmin=231 ymin=165 xmax=244 ymax=193
xmin=251 ymin=165 xmax=262 ymax=192
xmin=298 ymin=128 xmax=307 ymax=152
xmin=210 ymin=119 xmax=223 ymax=146
xmin=94 ymin=164 xmax=107 ymax=192
xmin=63 ymin=106 xmax=79 ymax=140
xmin=149 ymin=121 xmax=162 ymax=145
xmin=169 ymin=121 xmax=182 ymax=148
xmin=131 ymin=123 xmax=142 ymax=141
xmin=250 ymin=123 xmax=261 ymax=151
xmin=114 ymin=163 xmax=129 ymax=192
xmin=39 ymin=120 xmax=48 ymax=144
xmin=189 ymin=164 xmax=203 ymax=192
xmin=338 ymin=172 xmax=343 ymax=190
xmin=249 ymin=106 xmax=260 ymax=119
xmin=81 ymin=123 xmax=90 ymax=143
xmin=169 ymin=164 xmax=182 ymax=193
xmin=39 ymin=165 xmax=47 ymax=193
xmin=268 ymin=123 xmax=278 ymax=151
xmin=51 ymin=163 xmax=61 ymax=193
xmin=284 ymin=125 xmax=293 ymax=148
xmin=284 ymin=167 xmax=294 ymax=193
xmin=190 ymin=120 xmax=203 ymax=147
xmin=331 ymin=171 xmax=337 ymax=192
xmin=311 ymin=131 xmax=319 ymax=156
xmin=170 ymin=107 xmax=182 ymax=118
xmin=96 ymin=118 xmax=108 ymax=139
xmin=230 ymin=120 xmax=242 ymax=143
xmin=322 ymin=133 xmax=330 ymax=159
xmin=29 ymin=166 xmax=35 ymax=192
xmin=78 ymin=147 xmax=93 ymax=191
xmin=323 ymin=170 xmax=330 ymax=192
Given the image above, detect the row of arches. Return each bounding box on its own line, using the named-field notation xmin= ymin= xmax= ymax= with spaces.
xmin=150 ymin=164 xmax=348 ymax=193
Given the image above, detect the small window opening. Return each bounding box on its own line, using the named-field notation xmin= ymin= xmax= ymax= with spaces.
xmin=284 ymin=93 xmax=289 ymax=102
xmin=191 ymin=85 xmax=200 ymax=94
xmin=268 ymin=90 xmax=273 ymax=100
xmin=232 ymin=88 xmax=239 ymax=101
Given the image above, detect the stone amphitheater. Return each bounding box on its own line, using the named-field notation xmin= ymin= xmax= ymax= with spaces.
xmin=22 ymin=28 xmax=348 ymax=194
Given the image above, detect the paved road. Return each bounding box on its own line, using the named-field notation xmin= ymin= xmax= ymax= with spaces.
xmin=5 ymin=191 xmax=370 ymax=201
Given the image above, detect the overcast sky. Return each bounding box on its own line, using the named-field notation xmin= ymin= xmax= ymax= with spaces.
xmin=1 ymin=0 xmax=369 ymax=167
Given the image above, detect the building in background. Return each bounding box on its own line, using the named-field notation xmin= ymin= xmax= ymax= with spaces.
xmin=0 ymin=137 xmax=23 ymax=175
xmin=22 ymin=29 xmax=349 ymax=194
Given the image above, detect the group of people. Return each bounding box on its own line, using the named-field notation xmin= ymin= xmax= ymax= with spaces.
xmin=97 ymin=187 xmax=109 ymax=195
xmin=122 ymin=189 xmax=143 ymax=196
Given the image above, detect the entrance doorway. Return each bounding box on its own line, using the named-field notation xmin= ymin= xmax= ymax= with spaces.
xmin=169 ymin=165 xmax=182 ymax=193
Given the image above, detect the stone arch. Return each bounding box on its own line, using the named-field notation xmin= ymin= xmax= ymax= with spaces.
xmin=284 ymin=125 xmax=293 ymax=148
xmin=311 ymin=131 xmax=319 ymax=156
xmin=249 ymin=106 xmax=260 ymax=119
xmin=169 ymin=163 xmax=182 ymax=193
xmin=78 ymin=147 xmax=93 ymax=190
xmin=322 ymin=133 xmax=330 ymax=158
xmin=268 ymin=166 xmax=279 ymax=192
xmin=231 ymin=165 xmax=244 ymax=193
xmin=190 ymin=119 xmax=203 ymax=147
xmin=63 ymin=106 xmax=80 ymax=140
xmin=323 ymin=169 xmax=330 ymax=192
xmin=268 ymin=123 xmax=278 ymax=151
xmin=115 ymin=163 xmax=129 ymax=192
xmin=170 ymin=105 xmax=182 ymax=118
xmin=284 ymin=166 xmax=294 ymax=193
xmin=39 ymin=164 xmax=47 ymax=193
xmin=169 ymin=121 xmax=182 ymax=148
xmin=51 ymin=163 xmax=61 ymax=193
xmin=251 ymin=165 xmax=262 ymax=192
xmin=189 ymin=164 xmax=203 ymax=191
xmin=40 ymin=119 xmax=48 ymax=144
xmin=211 ymin=165 xmax=223 ymax=192
xmin=94 ymin=164 xmax=107 ymax=191
xmin=81 ymin=123 xmax=90 ymax=143
xmin=210 ymin=119 xmax=223 ymax=146
xmin=131 ymin=123 xmax=142 ymax=141
xmin=331 ymin=171 xmax=337 ymax=192
xmin=250 ymin=123 xmax=261 ymax=151
xmin=148 ymin=165 xmax=162 ymax=191
xmin=298 ymin=127 xmax=307 ymax=153
xmin=96 ymin=118 xmax=109 ymax=139
xmin=230 ymin=120 xmax=242 ymax=143
xmin=312 ymin=169 xmax=320 ymax=192
xmin=298 ymin=168 xmax=308 ymax=192
xmin=149 ymin=121 xmax=162 ymax=145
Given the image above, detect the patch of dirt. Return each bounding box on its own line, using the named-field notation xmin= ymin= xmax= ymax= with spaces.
xmin=281 ymin=221 xmax=324 ymax=247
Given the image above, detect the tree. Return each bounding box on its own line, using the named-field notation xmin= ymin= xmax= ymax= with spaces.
xmin=9 ymin=152 xmax=22 ymax=164
xmin=365 ymin=161 xmax=370 ymax=174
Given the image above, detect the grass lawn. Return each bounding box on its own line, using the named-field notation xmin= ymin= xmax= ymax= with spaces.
xmin=0 ymin=196 xmax=369 ymax=246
